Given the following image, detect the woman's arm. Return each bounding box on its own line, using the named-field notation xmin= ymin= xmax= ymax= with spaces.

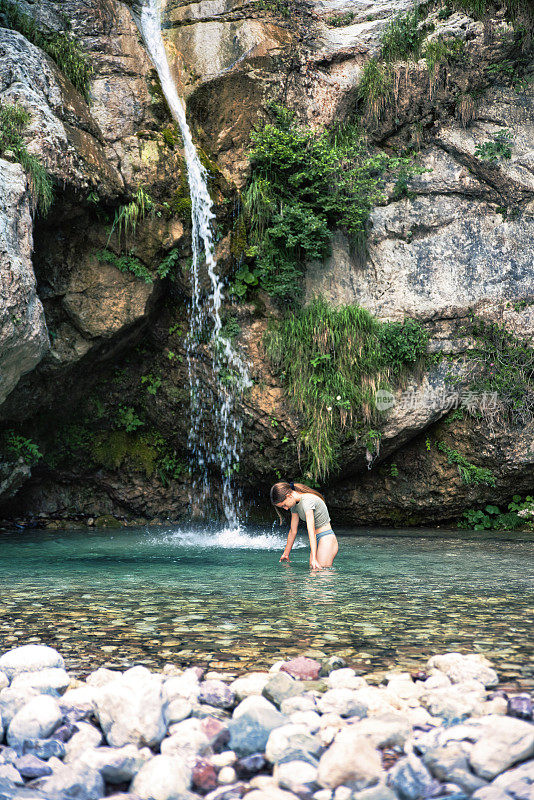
xmin=280 ymin=512 xmax=299 ymax=562
xmin=305 ymin=510 xmax=322 ymax=570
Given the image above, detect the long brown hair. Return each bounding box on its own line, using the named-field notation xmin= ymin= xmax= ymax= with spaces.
xmin=270 ymin=481 xmax=325 ymax=524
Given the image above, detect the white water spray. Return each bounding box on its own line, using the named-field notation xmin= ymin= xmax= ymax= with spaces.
xmin=138 ymin=0 xmax=250 ymax=528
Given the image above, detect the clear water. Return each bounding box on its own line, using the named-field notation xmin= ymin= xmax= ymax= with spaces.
xmin=0 ymin=526 xmax=532 ymax=688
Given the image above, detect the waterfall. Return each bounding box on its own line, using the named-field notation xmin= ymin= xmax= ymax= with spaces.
xmin=137 ymin=0 xmax=250 ymax=528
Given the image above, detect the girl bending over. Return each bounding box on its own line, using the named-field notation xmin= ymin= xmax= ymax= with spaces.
xmin=270 ymin=481 xmax=339 ymax=570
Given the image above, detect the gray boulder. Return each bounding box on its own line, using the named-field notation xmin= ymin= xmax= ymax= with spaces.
xmin=229 ymin=706 xmax=287 ymax=757
xmin=387 ymin=754 xmax=437 ymax=800
xmin=266 ymin=725 xmax=321 ymax=764
xmin=79 ymin=744 xmax=152 ymax=784
xmin=0 ymin=162 xmax=49 ymax=414
xmin=263 ymin=673 xmax=305 ymax=708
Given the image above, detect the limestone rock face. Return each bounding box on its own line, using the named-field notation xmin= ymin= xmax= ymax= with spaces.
xmin=0 ymin=161 xmax=49 ymax=406
xmin=0 ymin=29 xmax=122 ymax=197
xmin=305 ymin=89 xmax=534 ymax=320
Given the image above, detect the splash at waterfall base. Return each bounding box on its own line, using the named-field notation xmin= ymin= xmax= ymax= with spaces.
xmin=0 ymin=643 xmax=532 ymax=800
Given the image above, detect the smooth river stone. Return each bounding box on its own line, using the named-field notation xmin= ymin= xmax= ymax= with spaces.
xmin=199 ymin=680 xmax=235 ymax=709
xmin=468 ymin=716 xmax=534 ymax=780
xmin=280 ymin=658 xmax=322 ymax=682
xmin=317 ymin=726 xmax=384 ymax=790
xmin=0 ymin=645 xmax=64 ymax=681
xmin=0 ymin=686 xmax=40 ymax=727
xmin=95 ymin=666 xmax=166 ymax=748
xmin=275 ymin=759 xmax=318 ymax=795
xmin=11 ymin=668 xmax=71 ymax=697
xmin=131 ymin=754 xmax=191 ymax=800
xmin=387 ymin=754 xmax=437 ymax=800
xmin=14 ymin=753 xmax=52 ymax=779
xmin=79 ymin=744 xmax=152 ymax=783
xmin=7 ymin=695 xmax=62 ymax=748
xmin=228 ymin=706 xmax=287 ymax=757
xmin=507 ymin=694 xmax=533 ymax=721
xmin=36 ymin=763 xmax=104 ymax=800
xmin=263 ymin=673 xmax=305 ymax=708
xmin=64 ymin=722 xmax=103 ymax=763
xmin=230 ymin=673 xmax=270 ymax=701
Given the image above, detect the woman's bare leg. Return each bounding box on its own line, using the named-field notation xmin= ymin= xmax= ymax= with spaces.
xmin=317 ymin=535 xmax=338 ymax=567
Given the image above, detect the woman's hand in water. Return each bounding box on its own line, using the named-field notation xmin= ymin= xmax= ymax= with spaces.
xmin=310 ymin=556 xmax=322 ymax=570
xmin=280 ymin=552 xmax=290 ymax=563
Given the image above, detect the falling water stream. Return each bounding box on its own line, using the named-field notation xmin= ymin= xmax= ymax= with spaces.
xmin=137 ymin=0 xmax=250 ymax=528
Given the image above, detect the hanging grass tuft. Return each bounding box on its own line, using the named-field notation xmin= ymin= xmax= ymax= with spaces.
xmin=0 ymin=102 xmax=53 ymax=213
xmin=264 ymin=297 xmax=429 ymax=480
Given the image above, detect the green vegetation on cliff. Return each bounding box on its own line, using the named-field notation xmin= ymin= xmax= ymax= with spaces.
xmin=0 ymin=0 xmax=93 ymax=99
xmin=0 ymin=430 xmax=42 ymax=466
xmin=462 ymin=316 xmax=534 ymax=425
xmin=458 ymin=495 xmax=534 ymax=530
xmin=265 ymin=297 xmax=428 ymax=480
xmin=238 ymin=106 xmax=418 ymax=305
xmin=0 ymin=102 xmax=53 ymax=213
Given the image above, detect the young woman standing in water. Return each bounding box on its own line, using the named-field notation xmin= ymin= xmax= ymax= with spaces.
xmin=270 ymin=481 xmax=339 ymax=570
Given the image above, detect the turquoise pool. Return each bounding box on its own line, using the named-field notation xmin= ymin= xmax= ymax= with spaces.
xmin=0 ymin=525 xmax=532 ymax=688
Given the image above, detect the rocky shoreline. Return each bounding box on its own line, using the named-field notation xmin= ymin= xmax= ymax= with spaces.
xmin=0 ymin=646 xmax=532 ymax=800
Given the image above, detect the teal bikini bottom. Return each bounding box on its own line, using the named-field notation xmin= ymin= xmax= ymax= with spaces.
xmin=316 ymin=528 xmax=335 ymax=541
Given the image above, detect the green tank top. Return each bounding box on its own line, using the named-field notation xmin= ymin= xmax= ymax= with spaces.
xmin=292 ymin=493 xmax=331 ymax=528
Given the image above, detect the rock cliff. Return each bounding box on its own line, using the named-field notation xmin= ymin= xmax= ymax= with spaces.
xmin=0 ymin=0 xmax=532 ymax=527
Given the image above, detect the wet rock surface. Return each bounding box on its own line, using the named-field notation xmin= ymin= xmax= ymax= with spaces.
xmin=0 ymin=645 xmax=531 ymax=800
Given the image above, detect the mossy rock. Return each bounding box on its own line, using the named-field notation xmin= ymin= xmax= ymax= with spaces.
xmin=92 ymin=430 xmax=158 ymax=476
xmin=231 ymin=214 xmax=248 ymax=259
xmin=94 ymin=515 xmax=123 ymax=528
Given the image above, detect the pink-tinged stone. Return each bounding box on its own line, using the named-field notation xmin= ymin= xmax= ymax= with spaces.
xmin=193 ymin=758 xmax=218 ymax=794
xmin=201 ymin=716 xmax=230 ymax=749
xmin=281 ymin=657 xmax=321 ymax=681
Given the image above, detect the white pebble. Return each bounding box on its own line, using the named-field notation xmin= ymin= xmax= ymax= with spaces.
xmin=218 ymin=766 xmax=237 ymax=785
xmin=211 ymin=751 xmax=237 ymax=768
